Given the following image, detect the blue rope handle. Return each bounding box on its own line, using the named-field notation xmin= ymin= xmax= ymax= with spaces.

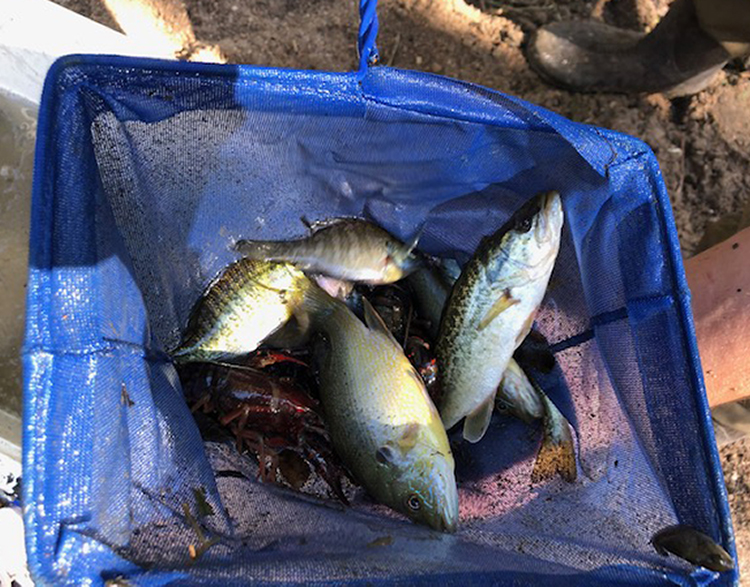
xmin=358 ymin=0 xmax=379 ymax=76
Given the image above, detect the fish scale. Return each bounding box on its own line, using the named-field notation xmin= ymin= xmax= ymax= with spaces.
xmin=234 ymin=218 xmax=422 ymax=284
xmin=171 ymin=259 xmax=310 ymax=363
xmin=437 ymin=192 xmax=564 ymax=438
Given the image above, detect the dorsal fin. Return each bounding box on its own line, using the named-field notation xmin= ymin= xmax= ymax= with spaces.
xmin=362 ymin=297 xmax=400 ymax=346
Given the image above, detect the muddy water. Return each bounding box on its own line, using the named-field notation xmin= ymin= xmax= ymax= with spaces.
xmin=0 ymin=90 xmax=36 ymax=421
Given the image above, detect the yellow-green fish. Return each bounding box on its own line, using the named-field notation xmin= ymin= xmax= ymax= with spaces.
xmin=304 ymin=286 xmax=458 ymax=532
xmin=437 ymin=191 xmax=564 ymax=443
xmin=170 ymin=259 xmax=311 ymax=363
xmin=234 ymin=218 xmax=422 ymax=284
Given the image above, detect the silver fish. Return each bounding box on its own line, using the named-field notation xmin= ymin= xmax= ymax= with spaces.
xmin=304 ymin=286 xmax=459 ymax=532
xmin=234 ymin=218 xmax=422 ymax=284
xmin=408 ymin=251 xmax=574 ymax=480
xmin=437 ymin=191 xmax=564 ymax=442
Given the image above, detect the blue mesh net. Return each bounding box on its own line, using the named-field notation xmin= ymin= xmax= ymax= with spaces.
xmin=22 ymin=52 xmax=736 ymax=586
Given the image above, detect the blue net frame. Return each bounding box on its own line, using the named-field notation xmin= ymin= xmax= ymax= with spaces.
xmin=22 ymin=1 xmax=736 ymax=585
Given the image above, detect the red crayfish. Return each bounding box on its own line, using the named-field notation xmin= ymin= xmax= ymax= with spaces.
xmin=179 ymin=351 xmax=348 ymax=503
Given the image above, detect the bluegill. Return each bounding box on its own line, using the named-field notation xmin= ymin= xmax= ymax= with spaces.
xmin=171 ymin=259 xmax=311 ymax=363
xmin=651 ymin=525 xmax=734 ymax=572
xmin=234 ymin=218 xmax=422 ymax=284
xmin=437 ymin=192 xmax=564 ymax=442
xmin=304 ymin=286 xmax=458 ymax=532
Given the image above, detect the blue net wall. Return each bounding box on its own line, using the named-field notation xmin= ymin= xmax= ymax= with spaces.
xmin=22 ymin=50 xmax=736 ymax=586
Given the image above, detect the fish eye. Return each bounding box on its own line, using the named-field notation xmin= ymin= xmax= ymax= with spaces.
xmin=516 ymin=217 xmax=533 ymax=233
xmin=406 ymin=494 xmax=421 ymax=511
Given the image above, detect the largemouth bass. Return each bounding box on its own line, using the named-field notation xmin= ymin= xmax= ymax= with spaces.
xmin=171 ymin=259 xmax=311 ymax=363
xmin=234 ymin=218 xmax=421 ymax=284
xmin=437 ymin=191 xmax=564 ymax=442
xmin=304 ymin=286 xmax=458 ymax=532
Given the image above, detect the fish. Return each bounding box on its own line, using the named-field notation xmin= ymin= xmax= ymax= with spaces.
xmin=651 ymin=525 xmax=734 ymax=572
xmin=170 ymin=259 xmax=311 ymax=363
xmin=529 ymin=383 xmax=576 ymax=483
xmin=303 ymin=285 xmax=459 ymax=532
xmin=409 ymin=262 xmax=576 ymax=480
xmin=406 ymin=260 xmax=457 ymax=340
xmin=234 ymin=218 xmax=422 ymax=284
xmin=496 ymin=358 xmax=544 ymax=425
xmin=497 ymin=361 xmax=576 ymax=482
xmin=436 ymin=191 xmax=564 ymax=443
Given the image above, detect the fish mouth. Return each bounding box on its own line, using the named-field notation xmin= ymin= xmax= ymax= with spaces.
xmin=428 ymin=460 xmax=459 ymax=533
xmin=536 ymin=191 xmax=562 ymax=237
xmin=437 ymin=473 xmax=460 ymax=533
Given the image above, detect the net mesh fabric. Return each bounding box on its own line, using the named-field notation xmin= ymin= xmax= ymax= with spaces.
xmin=22 ymin=57 xmax=734 ymax=586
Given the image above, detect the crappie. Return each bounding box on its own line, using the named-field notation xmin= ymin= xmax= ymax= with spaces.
xmin=437 ymin=191 xmax=564 ymax=442
xmin=171 ymin=259 xmax=311 ymax=363
xmin=304 ymin=286 xmax=458 ymax=532
xmin=234 ymin=218 xmax=422 ymax=284
xmin=498 ymin=360 xmax=576 ymax=482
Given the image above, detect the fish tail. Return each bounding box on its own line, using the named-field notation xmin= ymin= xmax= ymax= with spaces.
xmin=169 ymin=338 xmax=198 ymax=363
xmin=300 ymin=283 xmax=342 ymax=328
xmin=531 ymin=393 xmax=577 ymax=483
xmin=263 ymin=313 xmax=312 ymax=348
xmin=233 ymin=239 xmax=285 ymax=260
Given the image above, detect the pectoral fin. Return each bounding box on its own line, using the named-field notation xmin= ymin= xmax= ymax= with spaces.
xmin=463 ymin=393 xmax=496 ymax=443
xmin=397 ymin=423 xmax=420 ymax=451
xmin=478 ymin=290 xmax=519 ymax=331
xmin=266 ymin=301 xmax=311 ymax=346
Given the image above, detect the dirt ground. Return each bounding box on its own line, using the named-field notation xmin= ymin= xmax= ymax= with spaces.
xmin=51 ymin=0 xmax=750 ymax=580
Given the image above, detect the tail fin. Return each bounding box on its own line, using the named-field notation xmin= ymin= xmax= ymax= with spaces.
xmin=531 ymin=390 xmax=577 ymax=483
xmin=298 ymin=282 xmax=344 ymax=331
xmin=233 ymin=239 xmax=281 ymax=259
xmin=264 ymin=312 xmax=312 ymax=349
